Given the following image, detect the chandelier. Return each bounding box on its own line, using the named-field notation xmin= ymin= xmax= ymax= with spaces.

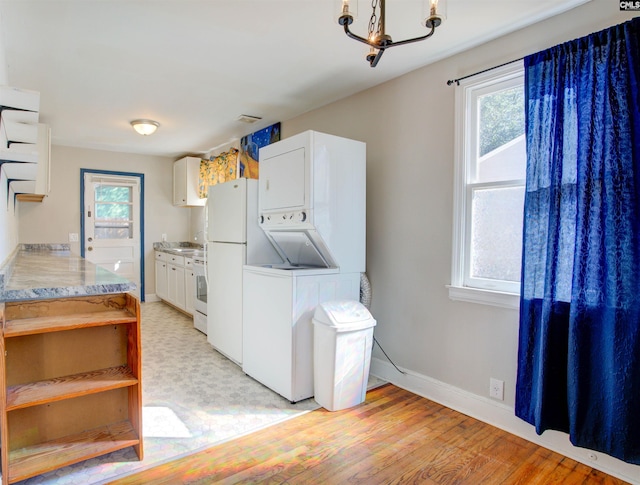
xmin=338 ymin=0 xmax=446 ymax=67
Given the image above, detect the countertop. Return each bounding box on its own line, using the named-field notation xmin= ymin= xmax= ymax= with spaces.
xmin=0 ymin=244 xmax=136 ymax=302
xmin=153 ymin=241 xmax=204 ymax=258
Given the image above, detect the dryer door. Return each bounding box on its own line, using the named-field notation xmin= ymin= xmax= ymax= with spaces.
xmin=259 ymin=147 xmax=308 ymax=212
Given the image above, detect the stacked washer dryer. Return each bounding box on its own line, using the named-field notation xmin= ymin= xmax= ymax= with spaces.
xmin=242 ymin=130 xmax=366 ymax=403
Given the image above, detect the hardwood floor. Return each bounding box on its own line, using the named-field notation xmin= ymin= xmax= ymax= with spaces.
xmin=108 ymin=384 xmax=629 ymax=484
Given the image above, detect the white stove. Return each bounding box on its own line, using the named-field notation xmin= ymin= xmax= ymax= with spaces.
xmin=192 ymin=252 xmax=207 ymax=334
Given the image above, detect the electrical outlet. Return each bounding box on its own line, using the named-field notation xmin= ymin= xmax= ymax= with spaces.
xmin=68 ymin=233 xmax=79 ymax=242
xmin=489 ymin=378 xmax=504 ymax=400
xmin=161 ymin=233 xmax=167 ymax=242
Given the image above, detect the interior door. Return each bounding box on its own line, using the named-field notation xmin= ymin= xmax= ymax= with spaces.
xmin=83 ymin=172 xmax=142 ymax=298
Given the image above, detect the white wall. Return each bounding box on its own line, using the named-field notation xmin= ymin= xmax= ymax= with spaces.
xmin=0 ymin=7 xmax=18 ymax=265
xmin=17 ymin=145 xmax=190 ymax=298
xmin=0 ymin=171 xmax=20 ymax=266
xmin=283 ymin=1 xmax=638 ymax=481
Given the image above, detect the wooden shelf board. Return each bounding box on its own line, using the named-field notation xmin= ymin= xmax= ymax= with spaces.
xmin=7 ymin=420 xmax=140 ymax=484
xmin=4 ymin=309 xmax=137 ymax=337
xmin=6 ymin=366 xmax=138 ymax=411
xmin=15 ymin=194 xmax=45 ymax=203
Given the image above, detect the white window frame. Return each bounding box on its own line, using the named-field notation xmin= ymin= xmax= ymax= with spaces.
xmin=449 ymin=62 xmax=525 ymax=310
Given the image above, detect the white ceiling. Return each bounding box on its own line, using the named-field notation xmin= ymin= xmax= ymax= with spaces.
xmin=0 ymin=0 xmax=588 ymax=158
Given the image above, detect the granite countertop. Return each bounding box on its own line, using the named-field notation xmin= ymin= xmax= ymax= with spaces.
xmin=0 ymin=244 xmax=136 ymax=302
xmin=153 ymin=241 xmax=204 ymax=258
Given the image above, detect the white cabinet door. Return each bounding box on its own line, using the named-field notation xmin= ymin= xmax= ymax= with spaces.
xmin=34 ymin=124 xmax=50 ymax=196
xmin=157 ymin=251 xmax=189 ymax=312
xmin=167 ymin=263 xmax=183 ymax=307
xmin=173 ymin=158 xmax=187 ymax=205
xmin=155 ymin=259 xmax=168 ymax=300
xmin=174 ymin=265 xmax=186 ymax=309
xmin=173 ymin=156 xmax=206 ymax=207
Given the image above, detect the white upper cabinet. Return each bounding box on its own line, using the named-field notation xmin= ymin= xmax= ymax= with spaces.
xmin=173 ymin=156 xmax=206 ymax=207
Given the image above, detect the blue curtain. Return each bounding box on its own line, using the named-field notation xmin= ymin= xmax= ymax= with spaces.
xmin=516 ymin=18 xmax=640 ymax=464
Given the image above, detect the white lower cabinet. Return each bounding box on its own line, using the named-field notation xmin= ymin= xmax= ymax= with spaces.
xmin=167 ymin=263 xmax=186 ymax=309
xmin=155 ymin=251 xmax=192 ymax=314
xmin=155 ymin=258 xmax=168 ymax=300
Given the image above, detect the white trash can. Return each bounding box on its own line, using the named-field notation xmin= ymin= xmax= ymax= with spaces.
xmin=312 ymin=300 xmax=376 ymax=411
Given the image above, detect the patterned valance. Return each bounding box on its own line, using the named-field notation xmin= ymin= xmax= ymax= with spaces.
xmin=198 ymin=148 xmax=239 ymax=198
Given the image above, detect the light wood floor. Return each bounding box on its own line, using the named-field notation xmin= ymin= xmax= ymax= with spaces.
xmin=108 ymin=384 xmax=629 ymax=484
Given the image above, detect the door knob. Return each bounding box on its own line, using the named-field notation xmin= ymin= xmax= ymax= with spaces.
xmin=88 ymin=246 xmax=93 ymax=251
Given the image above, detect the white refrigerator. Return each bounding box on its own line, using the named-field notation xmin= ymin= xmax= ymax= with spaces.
xmin=206 ymin=178 xmax=281 ymax=364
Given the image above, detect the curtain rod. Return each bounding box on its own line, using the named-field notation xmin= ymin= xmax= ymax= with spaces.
xmin=446 ymin=56 xmax=525 ymax=86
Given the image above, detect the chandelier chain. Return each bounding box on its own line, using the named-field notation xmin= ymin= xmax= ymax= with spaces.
xmin=368 ymin=0 xmax=380 ymax=41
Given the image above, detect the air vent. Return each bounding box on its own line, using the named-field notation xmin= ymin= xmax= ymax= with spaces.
xmin=236 ymin=114 xmax=262 ymax=124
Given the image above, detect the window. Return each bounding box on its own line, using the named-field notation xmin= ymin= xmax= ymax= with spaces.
xmin=93 ymin=184 xmax=134 ymax=239
xmin=450 ymin=63 xmax=525 ymax=308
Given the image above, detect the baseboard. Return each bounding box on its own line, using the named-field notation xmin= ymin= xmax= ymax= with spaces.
xmin=370 ymin=357 xmax=639 ymax=485
xmin=145 ymin=293 xmax=161 ymax=303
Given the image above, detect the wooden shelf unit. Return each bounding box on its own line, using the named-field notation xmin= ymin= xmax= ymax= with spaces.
xmin=0 ymin=293 xmax=143 ymax=485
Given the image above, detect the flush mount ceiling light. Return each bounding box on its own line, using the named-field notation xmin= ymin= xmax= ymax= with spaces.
xmin=338 ymin=0 xmax=446 ymax=68
xmin=131 ymin=119 xmax=160 ymax=136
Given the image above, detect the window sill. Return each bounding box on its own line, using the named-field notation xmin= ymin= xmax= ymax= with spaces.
xmin=447 ymin=285 xmax=520 ymax=310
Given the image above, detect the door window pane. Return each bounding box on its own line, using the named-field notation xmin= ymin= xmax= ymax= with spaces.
xmin=94 ymin=223 xmax=134 ymax=239
xmin=95 ymin=185 xmax=132 ymax=202
xmin=95 ymin=203 xmax=132 ymax=220
xmin=94 ymin=184 xmax=134 ymax=240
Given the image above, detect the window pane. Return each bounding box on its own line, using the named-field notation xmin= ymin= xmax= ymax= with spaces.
xmin=470 ymin=186 xmax=524 ymax=283
xmin=478 ymin=85 xmax=524 ymax=157
xmin=95 ymin=185 xmax=132 ymax=202
xmin=95 ymin=203 xmax=131 ymax=220
xmin=475 ymin=85 xmax=526 ymax=184
xmin=476 ymin=135 xmax=526 ymax=183
xmin=95 ymin=222 xmax=133 ymax=239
